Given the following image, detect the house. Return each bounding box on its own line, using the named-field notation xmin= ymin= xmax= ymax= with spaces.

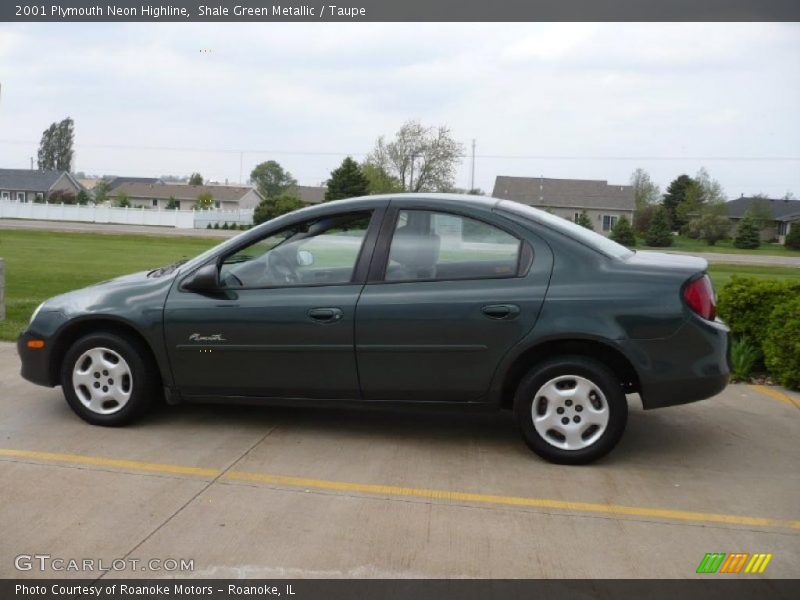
xmin=0 ymin=168 xmax=83 ymax=203
xmin=107 ymin=182 xmax=263 ymax=210
xmin=492 ymin=176 xmax=635 ymax=236
xmin=725 ymin=196 xmax=800 ymax=243
xmin=106 ymin=176 xmax=163 ymax=190
xmin=289 ymin=185 xmax=327 ymax=205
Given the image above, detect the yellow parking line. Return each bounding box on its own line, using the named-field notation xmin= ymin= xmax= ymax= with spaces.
xmin=0 ymin=448 xmax=220 ymax=477
xmin=749 ymin=384 xmax=800 ymax=409
xmin=2 ymin=447 xmax=795 ymax=531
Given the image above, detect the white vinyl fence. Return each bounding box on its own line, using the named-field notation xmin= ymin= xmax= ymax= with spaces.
xmin=0 ymin=200 xmax=253 ymax=229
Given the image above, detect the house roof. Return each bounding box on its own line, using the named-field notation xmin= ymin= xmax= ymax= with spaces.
xmin=109 ymin=182 xmax=260 ymax=203
xmin=289 ymin=185 xmax=327 ymax=205
xmin=492 ymin=176 xmax=635 ymax=211
xmin=725 ymin=196 xmax=800 ymax=220
xmin=106 ymin=176 xmax=163 ymax=190
xmin=0 ymin=168 xmax=78 ymax=192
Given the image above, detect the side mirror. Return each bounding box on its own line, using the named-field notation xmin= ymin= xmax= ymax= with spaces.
xmin=183 ymin=263 xmax=219 ymax=292
xmin=297 ymin=250 xmax=314 ymax=267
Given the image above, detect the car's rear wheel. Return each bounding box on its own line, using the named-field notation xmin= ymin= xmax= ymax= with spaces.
xmin=60 ymin=332 xmax=157 ymax=426
xmin=514 ymin=356 xmax=628 ymax=464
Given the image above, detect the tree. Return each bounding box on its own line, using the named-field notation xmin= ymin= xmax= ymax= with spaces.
xmin=610 ymin=215 xmax=636 ymax=246
xmin=662 ymin=174 xmax=694 ymax=230
xmin=365 ymin=119 xmax=464 ymax=192
xmin=575 ymin=210 xmax=594 ymax=230
xmin=361 ymin=163 xmax=403 ymax=195
xmin=253 ymin=194 xmax=304 ymax=225
xmin=325 ymin=157 xmax=369 ymax=201
xmin=633 ymin=203 xmax=658 ymax=235
xmin=93 ymin=181 xmax=109 ymax=204
xmin=188 ymin=172 xmax=204 ymax=186
xmin=734 ymin=214 xmax=761 ymax=249
xmin=194 ymin=192 xmax=214 ymax=210
xmin=644 ymin=206 xmax=673 ymax=247
xmin=689 ymin=200 xmax=731 ymax=246
xmin=115 ymin=192 xmax=131 ymax=208
xmin=75 ymin=189 xmax=91 ymax=206
xmin=37 ymin=117 xmax=75 ymax=171
xmin=747 ymin=194 xmax=773 ymax=228
xmin=166 ymin=197 xmax=180 ymax=210
xmin=630 ymin=168 xmax=661 ymax=209
xmin=784 ymin=224 xmax=800 ymax=250
xmin=250 ymin=161 xmax=297 ymax=199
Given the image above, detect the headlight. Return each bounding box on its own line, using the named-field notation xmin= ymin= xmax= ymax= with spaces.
xmin=29 ymin=302 xmax=45 ymax=325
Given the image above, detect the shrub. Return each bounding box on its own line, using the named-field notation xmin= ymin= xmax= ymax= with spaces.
xmin=610 ymin=215 xmax=636 ymax=246
xmin=644 ymin=206 xmax=673 ymax=247
xmin=206 ymin=223 xmax=212 ymax=229
xmin=633 ymin=204 xmax=657 ymax=234
xmin=688 ymin=213 xmax=730 ymax=246
xmin=221 ymin=222 xmax=229 ymax=230
xmin=729 ymin=337 xmax=760 ymax=382
xmin=785 ymin=224 xmax=800 ymax=250
xmin=717 ymin=277 xmax=800 ymax=358
xmin=733 ymin=215 xmax=760 ymax=249
xmin=213 ymin=222 xmax=220 ymax=230
xmin=575 ymin=210 xmax=594 ymax=230
xmin=253 ymin=194 xmax=303 ymax=225
xmin=763 ymin=296 xmax=800 ymax=390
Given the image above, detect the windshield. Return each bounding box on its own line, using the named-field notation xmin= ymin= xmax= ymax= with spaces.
xmin=496 ymin=200 xmax=634 ymax=260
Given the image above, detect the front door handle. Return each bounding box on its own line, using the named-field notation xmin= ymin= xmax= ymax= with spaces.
xmin=307 ymin=307 xmax=344 ymax=323
xmin=481 ymin=304 xmax=520 ymax=320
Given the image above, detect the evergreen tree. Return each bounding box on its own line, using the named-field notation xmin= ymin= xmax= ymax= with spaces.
xmin=253 ymin=194 xmax=303 ymax=224
xmin=610 ymin=215 xmax=636 ymax=246
xmin=662 ymin=174 xmax=694 ymax=229
xmin=188 ymin=172 xmax=204 ymax=185
xmin=325 ymin=157 xmax=369 ymax=201
xmin=576 ymin=210 xmax=594 ymax=230
xmin=644 ymin=206 xmax=673 ymax=247
xmin=734 ymin=214 xmax=761 ymax=249
xmin=784 ymin=224 xmax=800 ymax=250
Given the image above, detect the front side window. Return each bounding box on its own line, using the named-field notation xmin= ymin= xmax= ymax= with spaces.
xmin=219 ymin=211 xmax=371 ymax=288
xmin=385 ymin=210 xmax=521 ymax=282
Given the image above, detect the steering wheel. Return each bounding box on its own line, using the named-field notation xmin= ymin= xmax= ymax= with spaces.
xmin=267 ymin=250 xmax=300 ymax=284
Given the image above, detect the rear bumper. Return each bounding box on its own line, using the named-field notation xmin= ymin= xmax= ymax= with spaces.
xmin=623 ymin=317 xmax=730 ymax=410
xmin=18 ymin=330 xmax=58 ymax=387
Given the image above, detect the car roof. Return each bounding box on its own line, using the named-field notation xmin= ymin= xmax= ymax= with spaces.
xmin=299 ymin=193 xmax=501 ymax=215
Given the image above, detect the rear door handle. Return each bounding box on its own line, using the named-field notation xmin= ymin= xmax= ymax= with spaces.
xmin=308 ymin=307 xmax=344 ymax=323
xmin=481 ymin=304 xmax=520 ymax=320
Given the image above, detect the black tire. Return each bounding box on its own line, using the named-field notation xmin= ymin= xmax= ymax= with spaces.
xmin=513 ymin=355 xmax=628 ymax=465
xmin=60 ymin=332 xmax=158 ymax=426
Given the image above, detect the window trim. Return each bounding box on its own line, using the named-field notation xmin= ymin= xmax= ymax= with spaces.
xmin=368 ymin=206 xmax=529 ymax=285
xmin=180 ymin=208 xmax=383 ymax=293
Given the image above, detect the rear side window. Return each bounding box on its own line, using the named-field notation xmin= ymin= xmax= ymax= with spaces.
xmin=385 ymin=210 xmax=522 ymax=282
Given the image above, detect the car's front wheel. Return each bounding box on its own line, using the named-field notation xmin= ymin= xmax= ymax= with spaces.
xmin=60 ymin=332 xmax=157 ymax=426
xmin=514 ymin=356 xmax=628 ymax=464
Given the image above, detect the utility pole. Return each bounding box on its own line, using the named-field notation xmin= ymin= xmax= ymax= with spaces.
xmin=470 ymin=139 xmax=476 ymax=192
xmin=239 ymin=151 xmax=243 ymax=184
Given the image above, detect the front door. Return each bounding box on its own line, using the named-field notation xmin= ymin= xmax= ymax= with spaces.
xmin=355 ymin=206 xmax=552 ymax=402
xmin=165 ymin=210 xmax=377 ymax=400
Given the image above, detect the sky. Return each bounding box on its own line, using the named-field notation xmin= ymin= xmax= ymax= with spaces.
xmin=0 ymin=22 xmax=798 ymax=198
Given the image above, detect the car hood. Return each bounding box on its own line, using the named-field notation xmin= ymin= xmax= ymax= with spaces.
xmin=40 ymin=269 xmax=177 ymax=317
xmin=623 ymin=250 xmax=708 ymax=273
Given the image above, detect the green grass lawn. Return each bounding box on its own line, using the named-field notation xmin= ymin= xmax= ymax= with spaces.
xmin=706 ymin=264 xmax=800 ymax=289
xmin=0 ymin=229 xmax=798 ymax=342
xmin=641 ymin=235 xmax=800 ymax=256
xmin=0 ymin=230 xmax=218 ymax=341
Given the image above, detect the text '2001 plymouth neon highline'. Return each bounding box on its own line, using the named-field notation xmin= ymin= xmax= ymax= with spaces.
xmin=18 ymin=194 xmax=729 ymax=464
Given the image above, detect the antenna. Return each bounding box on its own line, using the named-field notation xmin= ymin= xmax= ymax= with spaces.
xmin=470 ymin=139 xmax=476 ymax=191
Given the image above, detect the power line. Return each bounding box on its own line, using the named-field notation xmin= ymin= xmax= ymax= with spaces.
xmin=1 ymin=139 xmax=798 ymax=162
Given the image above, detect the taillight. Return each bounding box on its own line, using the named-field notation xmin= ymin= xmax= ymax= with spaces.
xmin=683 ymin=275 xmax=716 ymax=320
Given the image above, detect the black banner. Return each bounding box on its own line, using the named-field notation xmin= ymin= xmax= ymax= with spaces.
xmin=3 ymin=0 xmax=800 ymax=23
xmin=3 ymin=580 xmax=800 ymax=600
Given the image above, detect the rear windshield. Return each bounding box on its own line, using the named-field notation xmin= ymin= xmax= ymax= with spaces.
xmin=496 ymin=200 xmax=634 ymax=260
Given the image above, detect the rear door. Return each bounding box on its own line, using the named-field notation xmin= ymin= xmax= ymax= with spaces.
xmin=355 ymin=202 xmax=553 ymax=402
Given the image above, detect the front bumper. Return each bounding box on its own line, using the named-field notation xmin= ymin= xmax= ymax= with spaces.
xmin=18 ymin=329 xmax=58 ymax=387
xmin=623 ymin=316 xmax=730 ymax=410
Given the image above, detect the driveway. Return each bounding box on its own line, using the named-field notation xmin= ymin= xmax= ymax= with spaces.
xmin=0 ymin=342 xmax=798 ymax=579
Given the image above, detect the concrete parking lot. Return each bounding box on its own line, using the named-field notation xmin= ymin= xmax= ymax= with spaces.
xmin=0 ymin=341 xmax=798 ymax=579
